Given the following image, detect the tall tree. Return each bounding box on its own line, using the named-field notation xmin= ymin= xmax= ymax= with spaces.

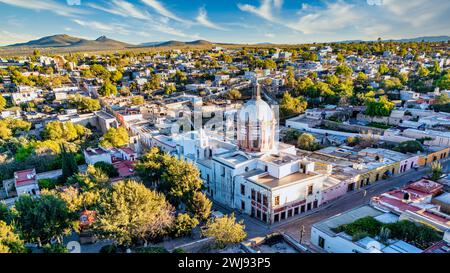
xmin=94 ymin=180 xmax=174 ymax=246
xmin=60 ymin=144 xmax=79 ymax=182
xmin=202 ymin=214 xmax=247 ymax=248
xmin=0 ymin=221 xmax=26 ymax=253
xmin=14 ymin=194 xmax=74 ymax=247
xmin=187 ymin=192 xmax=212 ymax=222
xmin=99 ymin=127 xmax=129 ymax=148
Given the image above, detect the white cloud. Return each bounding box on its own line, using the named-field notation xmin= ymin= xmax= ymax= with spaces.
xmin=264 ymin=33 xmax=274 ymax=38
xmin=196 ymin=7 xmax=227 ymax=31
xmin=0 ymin=30 xmax=37 ymax=46
xmin=238 ymin=0 xmax=278 ymax=23
xmin=383 ymin=0 xmax=450 ymax=27
xmin=72 ymin=19 xmax=115 ymax=32
xmin=88 ymin=0 xmax=150 ymax=21
xmin=0 ymin=0 xmax=85 ymax=16
xmin=140 ymin=0 xmax=189 ymax=23
xmin=273 ymin=0 xmax=283 ymax=9
xmin=287 ymin=1 xmax=361 ymax=34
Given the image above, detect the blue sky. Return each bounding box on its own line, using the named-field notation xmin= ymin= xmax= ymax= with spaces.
xmin=1 ymin=0 xmax=449 ymax=46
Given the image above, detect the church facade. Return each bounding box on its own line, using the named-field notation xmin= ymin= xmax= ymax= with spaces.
xmin=173 ymin=84 xmax=335 ymax=224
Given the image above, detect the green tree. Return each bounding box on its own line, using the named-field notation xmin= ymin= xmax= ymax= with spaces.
xmin=279 ymin=92 xmax=308 ymax=118
xmin=14 ymin=194 xmax=75 ymax=246
xmin=160 ymin=157 xmax=203 ymax=205
xmin=0 ymin=221 xmax=26 ymax=253
xmin=68 ymin=95 xmax=101 ymax=113
xmin=418 ymin=65 xmax=430 ymax=78
xmin=93 ymin=162 xmax=119 ymax=178
xmin=187 ymin=191 xmax=212 ymax=222
xmin=435 ymin=93 xmax=450 ymax=105
xmin=164 ymin=85 xmax=176 ymax=95
xmin=393 ymin=141 xmax=424 ymax=154
xmin=60 ymin=144 xmax=79 ymax=182
xmin=0 ymin=95 xmax=6 ymax=111
xmin=225 ymin=89 xmax=242 ymax=100
xmin=94 ymin=180 xmax=174 ymax=246
xmin=436 ymin=73 xmax=450 ymax=90
xmin=42 ymin=121 xmax=91 ymax=141
xmin=379 ymin=63 xmax=390 ymax=75
xmin=365 ymin=96 xmax=395 ymax=117
xmin=110 ymin=70 xmax=123 ymax=83
xmin=98 ymin=81 xmax=118 ymax=97
xmin=202 ymin=214 xmax=247 ymax=248
xmin=131 ymin=95 xmax=145 ymax=105
xmin=0 ymin=203 xmax=13 ymax=224
xmin=335 ymin=64 xmax=353 ymax=78
xmin=430 ymin=161 xmax=443 ymax=181
xmin=297 ymin=133 xmax=317 ymax=151
xmin=171 ymin=213 xmax=199 ymax=238
xmin=99 ymin=127 xmax=129 ymax=148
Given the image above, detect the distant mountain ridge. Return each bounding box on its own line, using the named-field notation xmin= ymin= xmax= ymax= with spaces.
xmin=337 ymin=36 xmax=450 ymax=43
xmin=6 ymin=34 xmax=130 ymax=49
xmin=148 ymin=40 xmax=214 ymax=47
xmin=1 ymin=34 xmax=448 ymax=56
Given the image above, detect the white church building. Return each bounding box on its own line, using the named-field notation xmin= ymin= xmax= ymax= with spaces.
xmin=173 ymin=84 xmax=338 ymax=224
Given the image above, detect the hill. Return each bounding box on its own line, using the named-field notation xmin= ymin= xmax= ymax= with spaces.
xmin=3 ymin=34 xmax=131 ymax=50
xmin=142 ymin=40 xmax=214 ymax=47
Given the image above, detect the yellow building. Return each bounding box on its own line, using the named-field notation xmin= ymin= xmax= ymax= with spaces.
xmin=353 ymin=162 xmax=401 ymax=190
xmin=418 ymin=147 xmax=450 ymax=166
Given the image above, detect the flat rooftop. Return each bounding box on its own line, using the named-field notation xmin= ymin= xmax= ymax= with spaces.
xmin=251 ymin=171 xmax=316 ymax=189
xmin=313 ymin=205 xmax=385 ymax=236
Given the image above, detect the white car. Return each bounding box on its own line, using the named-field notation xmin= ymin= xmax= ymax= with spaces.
xmin=210 ymin=210 xmax=224 ymax=219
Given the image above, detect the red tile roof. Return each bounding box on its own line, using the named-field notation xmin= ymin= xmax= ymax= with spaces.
xmin=113 ymin=160 xmax=135 ymax=178
xmin=14 ymin=169 xmax=36 ymax=187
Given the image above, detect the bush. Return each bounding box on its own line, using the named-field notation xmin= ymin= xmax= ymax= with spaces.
xmin=171 ymin=213 xmax=199 ymax=238
xmin=172 ymin=248 xmax=185 ymax=253
xmin=334 ymin=217 xmax=442 ymax=249
xmin=135 ymin=246 xmax=169 ymax=253
xmin=393 ymin=141 xmax=424 ymax=154
xmin=100 ymin=244 xmax=117 ymax=253
xmin=334 ymin=216 xmax=383 ymax=237
xmin=93 ymin=162 xmax=119 ymax=178
xmin=38 ymin=178 xmax=58 ymax=190
xmin=42 ymin=243 xmax=68 ymax=253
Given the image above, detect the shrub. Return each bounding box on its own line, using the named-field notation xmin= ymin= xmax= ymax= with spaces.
xmin=100 ymin=244 xmax=117 ymax=253
xmin=93 ymin=162 xmax=119 ymax=178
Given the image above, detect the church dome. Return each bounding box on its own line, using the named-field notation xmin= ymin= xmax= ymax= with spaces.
xmin=236 ymin=83 xmax=277 ymax=153
xmin=238 ymin=98 xmax=274 ymax=124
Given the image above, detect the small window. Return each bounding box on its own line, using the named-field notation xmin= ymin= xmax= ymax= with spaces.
xmin=313 ymin=200 xmax=318 ymax=209
xmin=240 ymin=184 xmax=245 ymax=195
xmin=241 ymin=201 xmax=245 ymax=210
xmin=262 ymin=213 xmax=267 ymax=223
xmin=301 ymin=205 xmax=305 ymax=213
xmin=308 ymin=185 xmax=314 ymax=196
xmin=257 ymin=192 xmax=262 ymax=203
xmin=287 ymin=209 xmax=293 ymax=218
xmin=274 ymin=214 xmax=279 ymax=222
xmin=251 ymin=189 xmax=256 ymax=200
xmin=263 ymin=195 xmax=268 ymax=207
xmin=318 ymin=236 xmax=325 ymax=249
xmin=294 ymin=207 xmax=299 ymax=215
xmin=274 ymin=196 xmax=280 ymax=206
